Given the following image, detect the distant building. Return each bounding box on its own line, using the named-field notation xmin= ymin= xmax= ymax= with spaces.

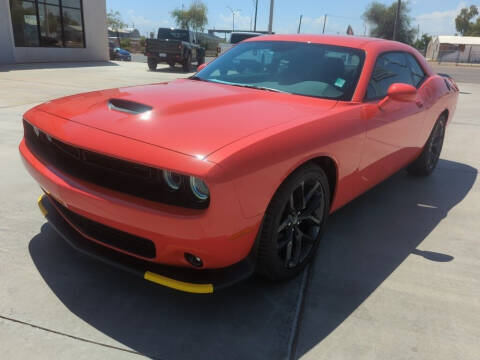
xmin=426 ymin=35 xmax=480 ymax=63
xmin=0 ymin=0 xmax=109 ymax=64
xmin=108 ymin=27 xmax=141 ymax=40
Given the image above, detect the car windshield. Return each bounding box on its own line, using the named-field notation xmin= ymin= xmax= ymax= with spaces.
xmin=195 ymin=41 xmax=365 ymax=101
xmin=157 ymin=28 xmax=189 ymax=42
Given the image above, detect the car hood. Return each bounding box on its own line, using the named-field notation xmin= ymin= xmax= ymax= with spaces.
xmin=35 ymin=79 xmax=337 ymax=158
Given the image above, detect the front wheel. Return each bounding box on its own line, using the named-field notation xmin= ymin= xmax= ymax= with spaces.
xmin=256 ymin=164 xmax=330 ymax=281
xmin=407 ymin=115 xmax=446 ymax=177
xmin=147 ymin=58 xmax=157 ymax=71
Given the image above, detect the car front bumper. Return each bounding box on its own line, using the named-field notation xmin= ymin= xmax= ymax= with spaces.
xmin=37 ymin=194 xmax=256 ymax=293
xmin=20 ymin=136 xmax=261 ymax=269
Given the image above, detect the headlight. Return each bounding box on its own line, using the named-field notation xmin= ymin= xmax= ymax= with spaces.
xmin=163 ymin=170 xmax=183 ymax=190
xmin=189 ymin=176 xmax=209 ymax=201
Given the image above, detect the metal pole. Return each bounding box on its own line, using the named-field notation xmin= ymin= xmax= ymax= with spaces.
xmin=393 ymin=0 xmax=401 ymax=41
xmin=268 ymin=0 xmax=274 ymax=34
xmin=254 ymin=0 xmax=258 ymax=31
xmin=227 ymin=7 xmax=240 ymax=32
xmin=298 ymin=15 xmax=303 ymax=34
xmin=322 ymin=14 xmax=327 ymax=34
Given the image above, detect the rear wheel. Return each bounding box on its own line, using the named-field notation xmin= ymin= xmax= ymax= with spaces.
xmin=197 ymin=50 xmax=205 ymax=65
xmin=256 ymin=164 xmax=330 ymax=281
xmin=182 ymin=53 xmax=192 ymax=72
xmin=147 ymin=58 xmax=157 ymax=71
xmin=407 ymin=115 xmax=446 ymax=177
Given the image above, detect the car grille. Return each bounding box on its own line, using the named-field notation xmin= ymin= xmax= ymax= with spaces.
xmin=23 ymin=120 xmax=207 ymax=209
xmin=49 ymin=195 xmax=156 ymax=259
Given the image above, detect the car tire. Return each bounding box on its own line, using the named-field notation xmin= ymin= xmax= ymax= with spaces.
xmin=256 ymin=164 xmax=330 ymax=281
xmin=182 ymin=53 xmax=192 ymax=72
xmin=147 ymin=58 xmax=157 ymax=71
xmin=167 ymin=60 xmax=175 ymax=67
xmin=407 ymin=115 xmax=446 ymax=177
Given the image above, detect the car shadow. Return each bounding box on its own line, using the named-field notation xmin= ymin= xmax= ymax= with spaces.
xmin=28 ymin=160 xmax=476 ymax=359
xmin=29 ymin=230 xmax=304 ymax=359
xmin=294 ymin=159 xmax=477 ymax=357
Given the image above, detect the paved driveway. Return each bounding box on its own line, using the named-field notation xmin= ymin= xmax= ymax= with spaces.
xmin=0 ymin=61 xmax=479 ymax=360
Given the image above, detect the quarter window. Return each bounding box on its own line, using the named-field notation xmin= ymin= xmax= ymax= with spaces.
xmin=9 ymin=0 xmax=85 ymax=48
xmin=366 ymin=52 xmax=413 ymax=100
xmin=405 ymin=53 xmax=426 ymax=87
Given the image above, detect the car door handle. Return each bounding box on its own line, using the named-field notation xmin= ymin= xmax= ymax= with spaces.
xmin=416 ymin=101 xmax=424 ymax=108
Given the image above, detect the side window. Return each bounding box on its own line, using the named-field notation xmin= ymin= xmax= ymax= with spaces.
xmin=405 ymin=53 xmax=426 ymax=87
xmin=366 ymin=52 xmax=413 ymax=100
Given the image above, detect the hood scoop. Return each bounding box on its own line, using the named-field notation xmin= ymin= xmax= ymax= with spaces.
xmin=108 ymin=98 xmax=152 ymax=115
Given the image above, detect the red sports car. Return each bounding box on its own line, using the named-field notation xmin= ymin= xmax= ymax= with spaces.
xmin=20 ymin=35 xmax=458 ymax=293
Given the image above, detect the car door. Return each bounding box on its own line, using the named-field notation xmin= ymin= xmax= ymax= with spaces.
xmin=360 ymin=51 xmax=426 ymax=183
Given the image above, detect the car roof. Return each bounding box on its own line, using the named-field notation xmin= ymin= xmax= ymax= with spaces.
xmin=243 ymin=34 xmax=398 ymax=50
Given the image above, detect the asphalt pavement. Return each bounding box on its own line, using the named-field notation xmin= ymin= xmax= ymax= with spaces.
xmin=0 ymin=61 xmax=479 ymax=360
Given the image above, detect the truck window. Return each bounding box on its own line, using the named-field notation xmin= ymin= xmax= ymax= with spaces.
xmin=230 ymin=33 xmax=260 ymax=44
xmin=157 ymin=28 xmax=189 ymax=42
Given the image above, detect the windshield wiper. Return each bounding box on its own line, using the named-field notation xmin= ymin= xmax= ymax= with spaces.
xmin=233 ymin=84 xmax=290 ymax=94
xmin=206 ymin=79 xmax=290 ymax=94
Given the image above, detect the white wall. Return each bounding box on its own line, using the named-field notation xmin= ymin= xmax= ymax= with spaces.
xmin=1 ymin=0 xmax=109 ymax=64
xmin=0 ymin=0 xmax=15 ymax=64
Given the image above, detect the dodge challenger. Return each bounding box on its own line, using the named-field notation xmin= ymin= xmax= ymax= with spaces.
xmin=20 ymin=35 xmax=458 ymax=293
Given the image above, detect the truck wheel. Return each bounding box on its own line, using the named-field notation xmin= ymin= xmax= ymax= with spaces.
xmin=182 ymin=53 xmax=192 ymax=72
xmin=147 ymin=58 xmax=157 ymax=71
xmin=167 ymin=60 xmax=175 ymax=67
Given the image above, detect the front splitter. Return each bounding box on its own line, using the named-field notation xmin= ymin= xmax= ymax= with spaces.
xmin=37 ymin=195 xmax=255 ymax=294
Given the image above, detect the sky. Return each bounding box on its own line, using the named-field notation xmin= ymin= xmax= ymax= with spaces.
xmin=106 ymin=0 xmax=480 ymax=38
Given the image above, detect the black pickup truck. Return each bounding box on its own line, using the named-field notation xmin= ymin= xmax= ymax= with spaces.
xmin=145 ymin=28 xmax=205 ymax=72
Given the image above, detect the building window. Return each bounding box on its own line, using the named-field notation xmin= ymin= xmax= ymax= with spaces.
xmin=9 ymin=0 xmax=85 ymax=48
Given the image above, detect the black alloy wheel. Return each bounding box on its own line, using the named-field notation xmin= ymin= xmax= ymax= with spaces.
xmin=407 ymin=115 xmax=446 ymax=176
xmin=256 ymin=164 xmax=330 ymax=280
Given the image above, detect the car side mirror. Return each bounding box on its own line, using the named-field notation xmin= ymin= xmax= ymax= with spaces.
xmin=378 ymin=83 xmax=417 ymax=108
xmin=197 ymin=63 xmax=208 ymax=72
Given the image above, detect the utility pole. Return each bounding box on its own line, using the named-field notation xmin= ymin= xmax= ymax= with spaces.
xmin=298 ymin=14 xmax=303 ymax=34
xmin=393 ymin=0 xmax=401 ymax=41
xmin=322 ymin=14 xmax=327 ymax=34
xmin=254 ymin=0 xmax=258 ymax=31
xmin=268 ymin=0 xmax=274 ymax=34
xmin=227 ymin=7 xmax=240 ymax=32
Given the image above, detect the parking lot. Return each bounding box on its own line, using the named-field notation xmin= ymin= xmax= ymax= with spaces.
xmin=0 ymin=61 xmax=479 ymax=360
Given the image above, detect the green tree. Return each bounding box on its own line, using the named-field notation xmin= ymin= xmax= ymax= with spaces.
xmin=107 ymin=10 xmax=127 ymax=31
xmin=363 ymin=1 xmax=417 ymax=44
xmin=171 ymin=1 xmax=208 ymax=33
xmin=455 ymin=5 xmax=480 ymax=36
xmin=413 ymin=33 xmax=432 ymax=51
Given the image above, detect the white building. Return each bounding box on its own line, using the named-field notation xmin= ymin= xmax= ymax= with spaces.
xmin=0 ymin=0 xmax=109 ymax=64
xmin=426 ymin=35 xmax=480 ymax=63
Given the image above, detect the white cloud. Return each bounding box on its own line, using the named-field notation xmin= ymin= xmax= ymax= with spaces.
xmin=415 ymin=1 xmax=467 ymax=36
xmin=217 ymin=12 xmax=253 ymax=31
xmin=126 ymin=10 xmax=170 ymax=36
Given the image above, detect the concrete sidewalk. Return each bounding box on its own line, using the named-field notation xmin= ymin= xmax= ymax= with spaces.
xmin=0 ymin=61 xmax=479 ymax=359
